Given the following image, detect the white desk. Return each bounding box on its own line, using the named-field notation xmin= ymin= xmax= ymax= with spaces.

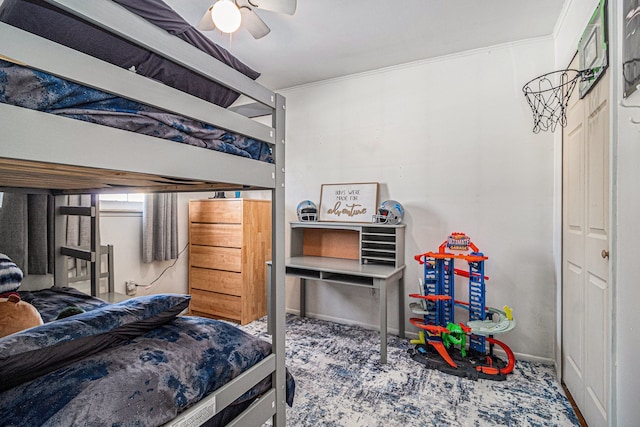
xmin=285 ymin=256 xmax=405 ymax=364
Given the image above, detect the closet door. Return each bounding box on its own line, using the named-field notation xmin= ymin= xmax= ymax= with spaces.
xmin=562 ymin=67 xmax=610 ymax=427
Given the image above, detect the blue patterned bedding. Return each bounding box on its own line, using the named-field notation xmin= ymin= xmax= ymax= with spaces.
xmin=0 ymin=293 xmax=295 ymax=426
xmin=19 ymin=286 xmax=109 ymax=322
xmin=0 ymin=60 xmax=272 ymax=163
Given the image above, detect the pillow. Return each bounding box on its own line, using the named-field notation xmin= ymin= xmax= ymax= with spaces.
xmin=0 ymin=253 xmax=23 ymax=294
xmin=0 ymin=294 xmax=43 ymax=338
xmin=0 ymin=293 xmax=190 ymax=392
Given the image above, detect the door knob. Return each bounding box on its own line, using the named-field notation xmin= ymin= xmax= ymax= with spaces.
xmin=601 ymin=249 xmax=609 ymax=259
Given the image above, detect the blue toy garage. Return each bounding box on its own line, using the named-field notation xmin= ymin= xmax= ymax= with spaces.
xmin=409 ymin=232 xmax=516 ymax=381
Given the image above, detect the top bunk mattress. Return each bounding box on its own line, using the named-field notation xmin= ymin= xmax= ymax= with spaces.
xmin=0 ymin=59 xmax=272 ymax=162
xmin=0 ymin=0 xmax=260 ymax=108
xmin=0 ymin=0 xmax=273 ymax=163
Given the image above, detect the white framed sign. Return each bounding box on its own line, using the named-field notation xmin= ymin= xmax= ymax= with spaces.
xmin=319 ymin=182 xmax=378 ymax=223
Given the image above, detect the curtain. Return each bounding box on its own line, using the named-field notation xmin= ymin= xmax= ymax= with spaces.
xmin=64 ymin=195 xmax=91 ymax=276
xmin=0 ymin=192 xmax=53 ymax=275
xmin=142 ymin=193 xmax=178 ymax=263
xmin=64 ymin=195 xmax=91 ymax=248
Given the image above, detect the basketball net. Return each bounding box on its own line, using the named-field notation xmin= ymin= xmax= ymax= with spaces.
xmin=522 ymin=69 xmax=582 ymax=133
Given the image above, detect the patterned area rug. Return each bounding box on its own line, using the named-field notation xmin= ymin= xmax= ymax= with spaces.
xmin=241 ymin=314 xmax=580 ymax=427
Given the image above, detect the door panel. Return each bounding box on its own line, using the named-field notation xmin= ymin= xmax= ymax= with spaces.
xmin=563 ymin=261 xmax=584 ymax=405
xmin=582 ymin=71 xmax=609 ymax=427
xmin=562 ymin=65 xmax=609 ymax=427
xmin=585 ymin=272 xmax=607 ymax=422
xmin=562 ymin=62 xmax=586 ymax=409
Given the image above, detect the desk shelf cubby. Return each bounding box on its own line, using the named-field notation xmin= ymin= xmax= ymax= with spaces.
xmin=290 ymin=221 xmax=405 ymax=268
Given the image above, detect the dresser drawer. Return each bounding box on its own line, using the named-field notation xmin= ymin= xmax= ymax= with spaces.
xmin=190 ymin=289 xmax=241 ymax=321
xmin=190 ymin=267 xmax=242 ymax=296
xmin=190 ymin=223 xmax=242 ymax=248
xmin=189 ymin=200 xmax=243 ymax=223
xmin=190 ymin=246 xmax=242 ymax=272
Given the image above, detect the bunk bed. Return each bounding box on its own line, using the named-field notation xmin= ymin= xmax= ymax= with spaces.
xmin=0 ymin=0 xmax=289 ymax=425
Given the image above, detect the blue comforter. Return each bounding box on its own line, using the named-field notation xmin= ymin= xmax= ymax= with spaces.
xmin=19 ymin=286 xmax=109 ymax=322
xmin=0 ymin=316 xmax=291 ymax=426
xmin=0 ymin=60 xmax=272 ymax=163
xmin=0 ymin=293 xmax=294 ymax=426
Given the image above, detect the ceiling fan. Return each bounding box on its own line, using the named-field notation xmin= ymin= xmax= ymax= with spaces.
xmin=197 ymin=0 xmax=297 ymax=39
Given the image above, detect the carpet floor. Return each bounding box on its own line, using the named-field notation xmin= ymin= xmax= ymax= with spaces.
xmin=241 ymin=314 xmax=580 ymax=427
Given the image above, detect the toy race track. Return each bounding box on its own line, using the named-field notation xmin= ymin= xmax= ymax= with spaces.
xmin=409 ymin=232 xmax=516 ymax=381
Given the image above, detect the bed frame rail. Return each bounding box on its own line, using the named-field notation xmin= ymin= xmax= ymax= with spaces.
xmin=165 ymin=355 xmax=277 ymax=427
xmin=0 ymin=22 xmax=274 ymax=146
xmin=0 ymin=104 xmax=276 ymax=193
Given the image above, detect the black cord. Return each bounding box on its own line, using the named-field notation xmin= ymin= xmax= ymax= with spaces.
xmin=137 ymin=242 xmax=189 ymax=289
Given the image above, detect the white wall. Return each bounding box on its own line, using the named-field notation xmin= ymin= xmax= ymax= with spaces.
xmin=279 ymin=38 xmax=556 ymax=360
xmin=613 ymin=96 xmax=640 ymax=426
xmin=100 ymin=193 xmax=197 ymax=297
xmin=613 ymin=94 xmax=640 ymax=427
xmin=610 ymin=1 xmax=640 ymax=425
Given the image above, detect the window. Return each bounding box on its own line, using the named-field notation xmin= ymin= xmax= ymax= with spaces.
xmin=99 ymin=194 xmax=145 ymax=203
xmin=99 ymin=193 xmax=144 ymax=211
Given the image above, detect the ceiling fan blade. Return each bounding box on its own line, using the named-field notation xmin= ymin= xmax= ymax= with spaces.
xmin=248 ymin=0 xmax=296 ymax=15
xmin=196 ymin=6 xmax=215 ymax=31
xmin=240 ymin=8 xmax=271 ymax=39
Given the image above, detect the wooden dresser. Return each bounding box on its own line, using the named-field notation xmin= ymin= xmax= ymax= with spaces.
xmin=188 ymin=198 xmax=271 ymax=325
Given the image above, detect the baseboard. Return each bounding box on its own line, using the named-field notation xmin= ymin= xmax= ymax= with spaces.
xmin=284 ymin=309 xmax=556 ymax=366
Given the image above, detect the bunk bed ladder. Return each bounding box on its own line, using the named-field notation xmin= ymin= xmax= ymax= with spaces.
xmin=54 ymin=194 xmax=102 ymax=296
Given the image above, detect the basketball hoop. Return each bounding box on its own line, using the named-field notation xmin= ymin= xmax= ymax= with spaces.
xmin=522 ymin=69 xmax=595 ymax=133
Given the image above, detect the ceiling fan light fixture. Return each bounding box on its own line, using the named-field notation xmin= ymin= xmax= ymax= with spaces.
xmin=211 ymin=0 xmax=242 ymax=33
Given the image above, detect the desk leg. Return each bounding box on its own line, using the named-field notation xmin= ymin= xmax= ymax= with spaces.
xmin=375 ymin=278 xmax=387 ymax=364
xmin=299 ymin=277 xmax=306 ymax=318
xmin=398 ymin=276 xmax=405 ymax=338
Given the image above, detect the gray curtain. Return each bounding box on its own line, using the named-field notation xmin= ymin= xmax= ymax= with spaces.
xmin=142 ymin=193 xmax=178 ymax=263
xmin=64 ymin=195 xmax=91 ymax=275
xmin=0 ymin=192 xmax=53 ymax=275
xmin=64 ymin=195 xmax=91 ymax=249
